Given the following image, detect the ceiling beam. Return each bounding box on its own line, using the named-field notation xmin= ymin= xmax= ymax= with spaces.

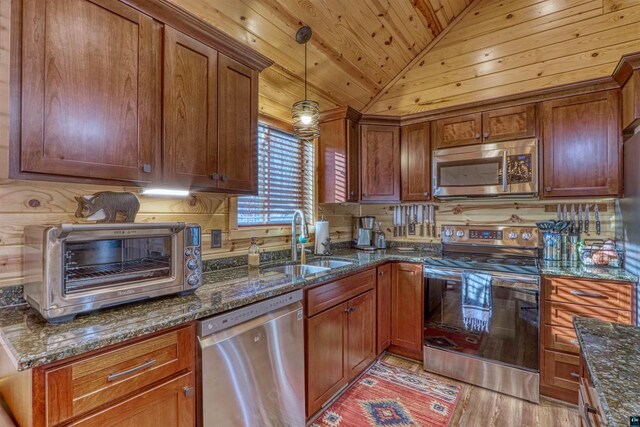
xmin=363 ymin=0 xmax=483 ymax=113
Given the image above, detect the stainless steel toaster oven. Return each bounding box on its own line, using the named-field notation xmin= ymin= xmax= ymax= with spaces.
xmin=23 ymin=222 xmax=202 ymax=322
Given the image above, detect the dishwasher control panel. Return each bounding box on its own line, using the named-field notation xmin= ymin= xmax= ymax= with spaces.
xmin=197 ymin=289 xmax=303 ymax=337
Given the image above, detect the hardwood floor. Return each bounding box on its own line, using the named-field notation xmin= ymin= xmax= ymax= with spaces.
xmin=381 ymin=354 xmax=578 ymax=427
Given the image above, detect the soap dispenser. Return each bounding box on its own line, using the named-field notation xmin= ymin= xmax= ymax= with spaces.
xmin=248 ymin=237 xmax=260 ymax=268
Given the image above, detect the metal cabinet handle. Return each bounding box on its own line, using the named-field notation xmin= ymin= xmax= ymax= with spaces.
xmin=344 ymin=307 xmax=356 ymax=314
xmin=570 ymin=290 xmax=603 ymax=298
xmin=363 ymin=193 xmax=368 ymax=197
xmin=142 ymin=163 xmax=152 ymax=173
xmin=483 ymin=132 xmax=489 ymax=138
xmin=474 ymin=133 xmax=481 ymax=139
xmin=545 ymin=186 xmax=552 ymax=192
xmin=570 ymin=339 xmax=579 ymax=345
xmin=107 ymin=359 xmax=156 ymax=382
xmin=423 ymin=192 xmax=430 ymax=197
xmin=211 ymin=173 xmax=219 ymax=180
xmin=570 ymin=371 xmax=580 ymax=378
xmin=220 ymin=175 xmax=228 ymax=182
xmin=183 ymin=386 xmax=194 ymax=397
xmin=350 ymin=191 xmax=355 ymax=196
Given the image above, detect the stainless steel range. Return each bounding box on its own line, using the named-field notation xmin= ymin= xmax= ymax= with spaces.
xmin=423 ymin=225 xmax=540 ymax=402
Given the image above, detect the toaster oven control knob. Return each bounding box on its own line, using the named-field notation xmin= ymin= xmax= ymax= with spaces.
xmin=187 ymin=274 xmax=200 ymax=287
xmin=455 ymin=230 xmax=465 ymax=238
xmin=521 ymin=232 xmax=533 ymax=240
xmin=507 ymin=232 xmax=518 ymax=239
xmin=194 ymin=247 xmax=201 ymax=257
xmin=444 ymin=229 xmax=453 ymax=238
xmin=184 ymin=248 xmax=193 ymax=257
xmin=187 ymin=258 xmax=199 ymax=270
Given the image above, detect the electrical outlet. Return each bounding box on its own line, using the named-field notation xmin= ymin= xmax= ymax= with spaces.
xmin=211 ymin=229 xmax=222 ymax=248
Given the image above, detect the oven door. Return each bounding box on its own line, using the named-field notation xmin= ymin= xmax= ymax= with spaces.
xmin=433 ymin=139 xmax=538 ymax=198
xmin=46 ymin=223 xmax=186 ymax=315
xmin=424 ymin=267 xmax=539 ymax=372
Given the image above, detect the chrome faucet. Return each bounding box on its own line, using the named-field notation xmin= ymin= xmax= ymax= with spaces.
xmin=291 ymin=210 xmax=309 ymax=263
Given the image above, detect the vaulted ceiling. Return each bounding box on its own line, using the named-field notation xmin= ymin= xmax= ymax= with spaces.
xmin=167 ymin=0 xmax=474 ymax=122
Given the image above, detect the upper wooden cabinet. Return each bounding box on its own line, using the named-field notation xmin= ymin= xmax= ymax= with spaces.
xmin=163 ymin=27 xmax=218 ymax=189
xmin=482 ymin=104 xmax=536 ymax=143
xmin=432 ymin=113 xmax=482 ymax=148
xmin=13 ymin=0 xmax=270 ymax=191
xmin=401 ymin=122 xmax=431 ymax=201
xmin=432 ymin=105 xmax=536 ymax=149
xmin=360 ymin=125 xmax=401 ymax=202
xmin=541 ymin=91 xmax=621 ymax=198
xmin=613 ymin=52 xmax=640 ymax=137
xmin=19 ymin=0 xmax=162 ymax=183
xmin=318 ymin=107 xmax=361 ymax=203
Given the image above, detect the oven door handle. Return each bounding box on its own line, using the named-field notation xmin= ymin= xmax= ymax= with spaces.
xmin=423 ymin=267 xmax=540 ymax=286
xmin=502 ymin=150 xmax=508 ymax=192
xmin=56 ymin=222 xmax=187 ymax=239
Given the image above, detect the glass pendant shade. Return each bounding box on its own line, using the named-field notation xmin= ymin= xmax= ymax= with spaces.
xmin=292 ymin=99 xmax=320 ymax=140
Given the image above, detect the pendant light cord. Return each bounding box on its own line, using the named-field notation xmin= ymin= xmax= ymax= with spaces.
xmin=304 ymin=41 xmax=308 ymax=101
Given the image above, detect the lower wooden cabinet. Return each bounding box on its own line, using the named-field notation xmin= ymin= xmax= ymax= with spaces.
xmin=305 ymin=269 xmax=377 ymax=417
xmin=30 ymin=323 xmax=196 ymax=426
xmin=541 ymin=277 xmax=635 ymax=403
xmin=390 ymin=263 xmax=424 ymax=361
xmin=376 ymin=264 xmax=392 ymax=354
xmin=69 ymin=372 xmax=195 ymax=427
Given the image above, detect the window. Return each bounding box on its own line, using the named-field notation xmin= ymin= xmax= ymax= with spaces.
xmin=238 ymin=124 xmax=314 ymax=226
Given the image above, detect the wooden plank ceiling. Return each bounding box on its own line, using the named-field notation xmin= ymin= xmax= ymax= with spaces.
xmin=366 ymin=0 xmax=640 ymax=115
xmin=167 ymin=0 xmax=473 ymax=122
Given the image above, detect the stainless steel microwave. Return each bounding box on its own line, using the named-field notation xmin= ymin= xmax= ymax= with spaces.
xmin=433 ymin=139 xmax=538 ymax=198
xmin=23 ymin=222 xmax=202 ymax=323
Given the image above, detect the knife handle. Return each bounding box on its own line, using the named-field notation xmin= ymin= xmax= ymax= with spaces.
xmin=596 ymin=221 xmax=601 ymax=235
xmin=578 ymin=220 xmax=583 ymax=234
xmin=585 ymin=219 xmax=590 ymax=234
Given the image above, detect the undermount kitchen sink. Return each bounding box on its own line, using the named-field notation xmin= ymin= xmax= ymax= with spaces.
xmin=305 ymin=259 xmax=353 ymax=269
xmin=265 ymin=264 xmax=330 ymax=276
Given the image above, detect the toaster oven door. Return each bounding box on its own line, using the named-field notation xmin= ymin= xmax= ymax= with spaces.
xmin=45 ymin=223 xmax=186 ymax=318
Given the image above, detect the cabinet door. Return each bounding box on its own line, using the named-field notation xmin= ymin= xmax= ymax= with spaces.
xmin=401 ymin=123 xmax=431 ymax=201
xmin=218 ymin=54 xmax=259 ymax=193
xmin=20 ymin=0 xmax=161 ymax=183
xmin=482 ymin=104 xmax=536 ymax=143
xmin=432 ymin=113 xmax=482 ymax=149
xmin=542 ymin=91 xmax=621 ymax=197
xmin=69 ymin=373 xmax=195 ymax=427
xmin=306 ymin=302 xmax=348 ymax=417
xmin=318 ymin=119 xmax=348 ymax=203
xmin=391 ymin=263 xmax=424 ymax=361
xmin=376 ymin=264 xmax=392 ymax=354
xmin=163 ymin=27 xmax=218 ymax=189
xmin=347 ymin=290 xmax=376 ymax=379
xmin=360 ymin=125 xmax=400 ymax=202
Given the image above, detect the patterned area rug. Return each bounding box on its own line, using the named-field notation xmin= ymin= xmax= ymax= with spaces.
xmin=311 ymin=361 xmax=463 ymax=427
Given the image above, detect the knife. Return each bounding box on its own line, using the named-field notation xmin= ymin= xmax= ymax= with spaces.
xmin=408 ymin=205 xmax=416 ymax=235
xmin=426 ymin=205 xmax=431 ymax=238
xmin=431 ymin=205 xmax=437 ymax=238
xmin=570 ymin=204 xmax=576 ymax=233
xmin=393 ymin=206 xmax=398 ymax=237
xmin=563 ymin=204 xmax=568 ymax=221
xmin=578 ymin=203 xmax=583 ymax=234
xmin=585 ymin=203 xmax=590 ymax=234
xmin=403 ymin=206 xmax=408 ymax=237
xmin=418 ymin=205 xmax=424 ymax=237
xmin=557 ymin=204 xmax=562 ymax=221
xmin=595 ymin=204 xmax=601 ymax=235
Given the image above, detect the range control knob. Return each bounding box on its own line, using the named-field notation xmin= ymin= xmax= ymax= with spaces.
xmin=193 ymin=247 xmax=201 ymax=257
xmin=507 ymin=232 xmax=518 ymax=239
xmin=521 ymin=232 xmax=533 ymax=241
xmin=456 ymin=230 xmax=465 ymax=238
xmin=186 ymin=258 xmax=199 ymax=270
xmin=184 ymin=248 xmax=193 ymax=257
xmin=444 ymin=229 xmax=453 ymax=238
xmin=187 ymin=274 xmax=200 ymax=287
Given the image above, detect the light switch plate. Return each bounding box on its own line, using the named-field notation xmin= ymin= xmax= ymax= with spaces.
xmin=211 ymin=229 xmax=222 ymax=248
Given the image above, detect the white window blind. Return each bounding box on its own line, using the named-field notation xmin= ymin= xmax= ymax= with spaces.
xmin=238 ymin=124 xmax=313 ymax=226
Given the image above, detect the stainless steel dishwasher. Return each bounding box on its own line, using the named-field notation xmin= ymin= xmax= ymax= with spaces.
xmin=197 ymin=290 xmax=305 ymax=426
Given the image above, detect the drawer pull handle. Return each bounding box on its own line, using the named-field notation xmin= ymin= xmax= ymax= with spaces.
xmin=570 ymin=339 xmax=579 ymax=345
xmin=570 ymin=371 xmax=580 ymax=378
xmin=107 ymin=359 xmax=156 ymax=382
xmin=570 ymin=290 xmax=603 ymax=298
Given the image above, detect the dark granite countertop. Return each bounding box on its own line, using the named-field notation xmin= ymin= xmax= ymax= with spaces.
xmin=574 ymin=317 xmax=640 ymax=427
xmin=539 ymin=261 xmax=638 ymax=283
xmin=0 ymin=249 xmax=434 ymax=371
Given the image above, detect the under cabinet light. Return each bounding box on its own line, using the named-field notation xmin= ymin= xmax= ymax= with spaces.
xmin=141 ymin=188 xmax=190 ymax=197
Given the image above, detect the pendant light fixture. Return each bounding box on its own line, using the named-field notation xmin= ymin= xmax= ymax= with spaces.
xmin=291 ymin=26 xmax=320 ymax=140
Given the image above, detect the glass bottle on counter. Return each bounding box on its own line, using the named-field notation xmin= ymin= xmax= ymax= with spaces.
xmin=248 ymin=237 xmax=260 ymax=268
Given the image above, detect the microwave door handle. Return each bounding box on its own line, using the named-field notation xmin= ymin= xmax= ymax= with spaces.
xmin=502 ymin=150 xmax=508 ymax=192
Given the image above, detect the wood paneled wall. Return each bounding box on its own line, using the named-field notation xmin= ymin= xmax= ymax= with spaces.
xmin=366 ymin=0 xmax=640 ymax=114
